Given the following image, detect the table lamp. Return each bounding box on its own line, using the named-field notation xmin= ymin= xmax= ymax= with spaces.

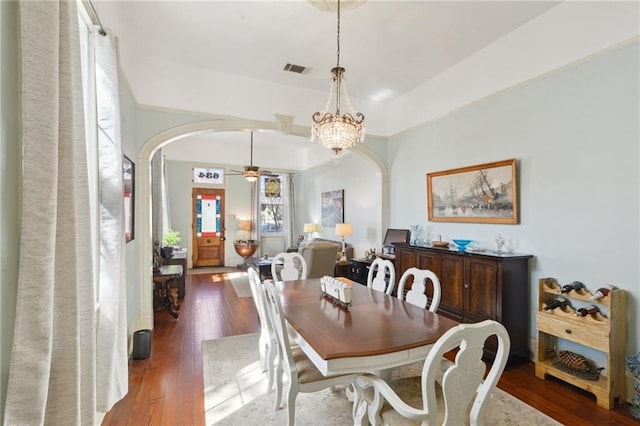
xmin=303 ymin=222 xmax=318 ymax=241
xmin=238 ymin=220 xmax=252 ymax=241
xmin=335 ymin=223 xmax=352 ymax=262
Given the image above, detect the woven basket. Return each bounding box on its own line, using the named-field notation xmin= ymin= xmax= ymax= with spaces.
xmin=552 ymin=350 xmax=603 ymax=381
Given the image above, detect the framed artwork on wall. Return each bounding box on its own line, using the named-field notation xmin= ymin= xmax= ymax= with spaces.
xmin=321 ymin=189 xmax=344 ymax=227
xmin=427 ymin=158 xmax=518 ymax=224
xmin=123 ymin=155 xmax=135 ymax=242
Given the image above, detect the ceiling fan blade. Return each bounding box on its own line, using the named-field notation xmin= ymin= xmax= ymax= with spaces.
xmin=230 ymin=169 xmax=244 ymax=173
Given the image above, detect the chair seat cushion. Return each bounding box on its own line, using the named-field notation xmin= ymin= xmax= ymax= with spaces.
xmin=360 ymin=376 xmax=453 ymax=426
xmin=291 ymin=346 xmax=329 ymax=384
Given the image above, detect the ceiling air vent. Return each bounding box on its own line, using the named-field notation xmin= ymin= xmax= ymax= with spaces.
xmin=283 ymin=63 xmax=307 ymax=74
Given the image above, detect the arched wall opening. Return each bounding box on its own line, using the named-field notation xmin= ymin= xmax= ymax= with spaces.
xmin=135 ymin=117 xmax=388 ymax=330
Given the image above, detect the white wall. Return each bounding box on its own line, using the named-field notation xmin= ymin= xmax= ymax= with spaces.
xmin=388 ymin=42 xmax=640 ymax=355
xmin=295 ymin=150 xmax=383 ymax=258
xmin=120 ymin=78 xmax=141 ymax=333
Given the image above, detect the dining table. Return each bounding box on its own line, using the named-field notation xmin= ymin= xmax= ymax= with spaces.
xmin=274 ymin=277 xmax=460 ymax=376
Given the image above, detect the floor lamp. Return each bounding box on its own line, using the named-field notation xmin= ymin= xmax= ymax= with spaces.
xmin=335 ymin=223 xmax=352 ymax=262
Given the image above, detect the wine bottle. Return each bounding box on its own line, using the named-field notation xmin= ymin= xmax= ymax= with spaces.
xmin=575 ymin=305 xmax=600 ymax=317
xmin=588 ymin=285 xmax=617 ymax=301
xmin=543 ymin=296 xmax=570 ymax=311
xmin=559 ymin=281 xmax=585 ymax=294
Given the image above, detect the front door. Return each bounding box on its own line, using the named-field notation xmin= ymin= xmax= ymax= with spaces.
xmin=192 ymin=188 xmax=225 ymax=267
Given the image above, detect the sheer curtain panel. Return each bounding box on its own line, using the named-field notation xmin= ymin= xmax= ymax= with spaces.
xmin=94 ymin=25 xmax=128 ymax=413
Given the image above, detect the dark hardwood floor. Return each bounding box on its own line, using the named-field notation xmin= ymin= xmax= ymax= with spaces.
xmin=102 ymin=271 xmax=638 ymax=425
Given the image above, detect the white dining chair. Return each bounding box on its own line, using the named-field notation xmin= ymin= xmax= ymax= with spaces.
xmin=262 ymin=281 xmax=356 ymax=425
xmin=353 ymin=320 xmax=511 ymax=426
xmin=366 ymin=258 xmax=396 ymax=295
xmin=247 ymin=267 xmax=277 ymax=393
xmin=397 ymin=267 xmax=442 ymax=312
xmin=271 ymin=252 xmax=308 ymax=281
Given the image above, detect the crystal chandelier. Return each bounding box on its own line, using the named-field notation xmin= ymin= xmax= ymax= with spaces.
xmin=311 ymin=0 xmax=365 ymax=160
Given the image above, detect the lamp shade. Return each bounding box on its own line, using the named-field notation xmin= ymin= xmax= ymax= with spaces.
xmin=238 ymin=220 xmax=252 ymax=231
xmin=335 ymin=223 xmax=352 ymax=237
xmin=303 ymin=223 xmax=318 ymax=233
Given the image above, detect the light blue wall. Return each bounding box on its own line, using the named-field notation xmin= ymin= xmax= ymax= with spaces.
xmin=387 ymin=42 xmax=640 ymax=356
xmin=120 ymin=81 xmax=141 ymax=332
xmin=0 ymin=2 xmax=20 ymax=419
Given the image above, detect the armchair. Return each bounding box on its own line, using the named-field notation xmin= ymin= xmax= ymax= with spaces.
xmin=298 ymin=241 xmax=340 ymax=278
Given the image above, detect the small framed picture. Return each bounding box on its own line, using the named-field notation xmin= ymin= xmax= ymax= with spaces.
xmin=124 ymin=155 xmax=135 ymax=242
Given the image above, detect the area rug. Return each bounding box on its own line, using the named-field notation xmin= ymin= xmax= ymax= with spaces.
xmin=202 ymin=333 xmax=561 ymax=425
xmin=228 ymin=273 xmax=253 ymax=298
xmin=188 ymin=267 xmax=241 ymax=275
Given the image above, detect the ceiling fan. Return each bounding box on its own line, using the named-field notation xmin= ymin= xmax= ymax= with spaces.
xmin=228 ymin=131 xmax=274 ymax=182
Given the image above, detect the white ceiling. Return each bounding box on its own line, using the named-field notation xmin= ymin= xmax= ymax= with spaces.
xmin=94 ymin=0 xmax=561 ymax=170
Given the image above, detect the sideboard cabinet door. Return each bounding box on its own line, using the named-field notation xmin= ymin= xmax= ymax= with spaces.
xmin=463 ymin=256 xmax=498 ymax=323
xmin=393 ymin=243 xmax=532 ymax=362
xmin=438 ymin=254 xmax=464 ymax=321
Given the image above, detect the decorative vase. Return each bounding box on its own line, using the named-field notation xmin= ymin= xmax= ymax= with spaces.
xmin=161 ymin=246 xmax=174 ymax=259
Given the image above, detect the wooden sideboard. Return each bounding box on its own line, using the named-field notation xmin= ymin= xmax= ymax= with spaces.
xmin=163 ymin=249 xmax=187 ymax=298
xmin=394 ymin=243 xmax=533 ymax=361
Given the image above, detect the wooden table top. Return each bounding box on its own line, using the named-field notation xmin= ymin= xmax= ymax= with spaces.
xmin=276 ymin=278 xmax=459 ymax=361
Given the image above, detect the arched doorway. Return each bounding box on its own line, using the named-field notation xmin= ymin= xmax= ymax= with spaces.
xmin=134 ymin=117 xmax=388 ymax=330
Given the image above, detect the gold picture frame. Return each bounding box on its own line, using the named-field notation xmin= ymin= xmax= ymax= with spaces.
xmin=427 ymin=158 xmax=518 ymax=224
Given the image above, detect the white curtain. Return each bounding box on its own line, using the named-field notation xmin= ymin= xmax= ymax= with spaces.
xmin=152 ymin=150 xmax=172 ymax=245
xmin=94 ymin=25 xmax=128 ymax=412
xmin=285 ymin=174 xmax=296 ymax=247
xmin=152 ymin=150 xmax=164 ymax=244
xmin=5 ymin=1 xmax=96 ymax=424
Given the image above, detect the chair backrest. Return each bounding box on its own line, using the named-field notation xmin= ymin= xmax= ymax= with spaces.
xmin=262 ymin=281 xmax=298 ymax=381
xmin=397 ymin=267 xmax=441 ymax=312
xmin=366 ymin=258 xmax=396 ymax=295
xmin=298 ymin=242 xmax=339 ymax=279
xmin=271 ymin=252 xmax=308 ymax=281
xmin=247 ymin=267 xmax=272 ymax=336
xmin=421 ymin=320 xmax=510 ymax=425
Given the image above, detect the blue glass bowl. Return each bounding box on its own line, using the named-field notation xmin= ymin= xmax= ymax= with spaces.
xmin=452 ymin=239 xmax=473 ymax=251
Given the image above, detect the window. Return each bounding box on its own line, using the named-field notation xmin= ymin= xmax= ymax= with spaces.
xmin=259 ymin=175 xmax=284 ymax=234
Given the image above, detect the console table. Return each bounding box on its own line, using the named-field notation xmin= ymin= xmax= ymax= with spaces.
xmin=394 ymin=243 xmax=533 ymax=362
xmin=163 ymin=249 xmax=187 ymax=298
xmin=152 ymin=264 xmax=183 ymax=319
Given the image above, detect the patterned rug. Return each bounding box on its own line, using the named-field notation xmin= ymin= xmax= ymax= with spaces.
xmin=202 ymin=333 xmax=561 ymax=425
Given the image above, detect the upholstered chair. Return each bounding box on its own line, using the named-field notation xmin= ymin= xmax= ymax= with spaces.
xmin=246 ymin=267 xmax=277 ymax=393
xmin=298 ymin=241 xmax=339 ymax=278
xmin=353 ymin=320 xmax=510 ymax=426
xmin=262 ymin=281 xmax=356 ymax=425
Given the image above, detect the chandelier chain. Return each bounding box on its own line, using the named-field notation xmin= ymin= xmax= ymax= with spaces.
xmin=310 ymin=0 xmax=366 ymax=160
xmin=336 ymin=0 xmax=341 ymax=69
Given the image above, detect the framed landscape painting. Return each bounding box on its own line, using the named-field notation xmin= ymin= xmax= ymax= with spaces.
xmin=321 ymin=189 xmax=344 ymax=227
xmin=427 ymin=158 xmax=518 ymax=224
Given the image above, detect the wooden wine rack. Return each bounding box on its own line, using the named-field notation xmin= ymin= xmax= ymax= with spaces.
xmin=535 ymin=277 xmax=626 ymax=409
